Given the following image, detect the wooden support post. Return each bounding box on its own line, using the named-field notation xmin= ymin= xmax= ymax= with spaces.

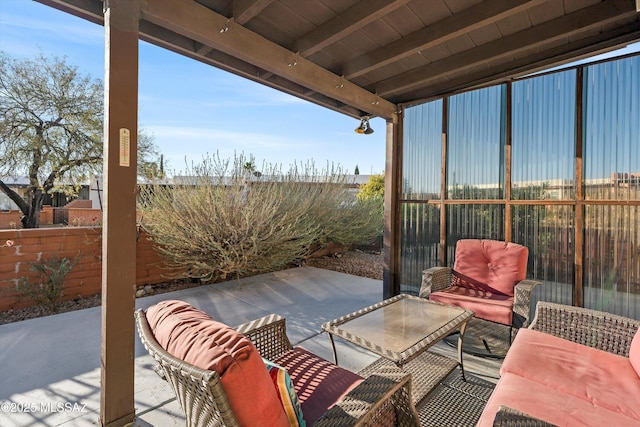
xmin=101 ymin=0 xmax=139 ymax=426
xmin=505 ymin=83 xmax=513 ymax=242
xmin=383 ymin=111 xmax=403 ymax=298
xmin=574 ymin=67 xmax=584 ymax=308
xmin=440 ymin=98 xmax=448 ymax=266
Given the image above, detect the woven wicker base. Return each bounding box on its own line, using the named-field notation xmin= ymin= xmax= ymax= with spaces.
xmin=416 ymin=370 xmax=495 ymax=427
xmin=445 ymin=317 xmax=512 ymax=358
xmin=359 ymin=351 xmax=459 ymax=405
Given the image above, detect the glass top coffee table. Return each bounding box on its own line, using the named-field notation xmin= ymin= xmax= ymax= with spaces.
xmin=322 ymin=294 xmax=474 ymax=402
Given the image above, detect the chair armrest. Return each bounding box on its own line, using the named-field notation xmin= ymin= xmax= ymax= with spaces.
xmin=493 ymin=405 xmax=558 ymax=427
xmin=529 ymin=302 xmax=640 ymax=356
xmin=420 ymin=267 xmax=452 ymax=298
xmin=234 ymin=314 xmax=294 ymax=361
xmin=512 ymin=279 xmax=541 ymax=328
xmin=313 ymin=366 xmax=419 ymax=427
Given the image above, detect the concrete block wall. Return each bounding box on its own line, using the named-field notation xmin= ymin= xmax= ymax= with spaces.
xmin=67 ymin=208 xmax=102 ymax=226
xmin=0 ymin=207 xmax=54 ymax=229
xmin=0 ymin=227 xmax=183 ymax=312
xmin=0 ymin=211 xmax=21 ymax=229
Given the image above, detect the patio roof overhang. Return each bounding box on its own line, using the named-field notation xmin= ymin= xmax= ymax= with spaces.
xmin=37 ymin=0 xmax=640 ymax=120
xmin=33 ymin=1 xmax=640 ymax=426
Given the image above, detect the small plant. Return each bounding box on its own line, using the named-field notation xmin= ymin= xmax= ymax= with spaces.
xmin=16 ymin=256 xmax=78 ymax=313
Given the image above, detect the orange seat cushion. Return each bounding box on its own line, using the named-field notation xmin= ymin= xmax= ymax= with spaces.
xmin=453 ymin=239 xmax=528 ymax=297
xmin=274 ymin=347 xmax=364 ymax=426
xmin=146 ymin=300 xmax=289 ymax=427
xmin=630 ymin=329 xmax=640 ymax=378
xmin=429 ymin=285 xmax=513 ymax=325
xmin=501 ymin=328 xmax=640 ymax=421
xmin=476 ymin=372 xmax=639 ymax=427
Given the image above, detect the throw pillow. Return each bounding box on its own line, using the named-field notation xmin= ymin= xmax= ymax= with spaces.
xmin=264 ymin=358 xmax=306 ymax=427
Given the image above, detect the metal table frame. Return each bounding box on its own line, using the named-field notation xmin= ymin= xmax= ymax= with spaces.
xmin=322 ymin=294 xmax=474 ymax=381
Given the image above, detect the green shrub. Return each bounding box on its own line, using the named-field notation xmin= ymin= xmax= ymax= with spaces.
xmin=357 ymin=174 xmax=385 ymax=201
xmin=16 ymin=256 xmax=78 ymax=313
xmin=138 ymin=154 xmax=382 ymax=282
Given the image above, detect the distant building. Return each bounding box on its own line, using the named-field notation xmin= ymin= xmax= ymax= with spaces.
xmin=0 ymin=176 xmax=91 ymax=210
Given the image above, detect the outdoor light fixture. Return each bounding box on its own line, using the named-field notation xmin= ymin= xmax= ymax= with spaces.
xmin=354 ymin=117 xmax=374 ymax=134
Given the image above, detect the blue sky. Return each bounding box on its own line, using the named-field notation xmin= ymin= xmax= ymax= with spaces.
xmin=0 ymin=0 xmax=386 ymax=175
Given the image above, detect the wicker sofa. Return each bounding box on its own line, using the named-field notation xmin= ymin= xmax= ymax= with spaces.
xmin=477 ymin=302 xmax=640 ymax=427
xmin=135 ymin=300 xmax=420 ymax=427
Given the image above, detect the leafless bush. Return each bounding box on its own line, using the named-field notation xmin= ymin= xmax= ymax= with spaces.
xmin=138 ymin=154 xmax=382 ymax=282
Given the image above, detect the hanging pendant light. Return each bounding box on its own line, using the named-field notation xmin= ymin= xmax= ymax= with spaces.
xmin=355 ymin=116 xmax=374 ymax=134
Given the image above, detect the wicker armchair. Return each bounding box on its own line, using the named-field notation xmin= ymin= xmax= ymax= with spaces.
xmin=135 ymin=310 xmax=420 ymax=427
xmin=420 ymin=240 xmax=540 ymax=341
xmin=420 ymin=266 xmax=540 ymax=329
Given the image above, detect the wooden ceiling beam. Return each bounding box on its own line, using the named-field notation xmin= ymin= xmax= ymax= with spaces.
xmin=403 ymin=24 xmax=640 ymax=103
xmin=141 ymin=0 xmax=396 ymax=118
xmin=343 ymin=0 xmax=546 ymax=79
xmin=139 ymin=21 xmax=365 ymax=119
xmin=295 ymin=0 xmax=412 ymax=57
xmin=375 ymin=0 xmax=637 ymax=96
xmin=198 ymin=0 xmax=277 ymax=69
xmin=35 ymin=0 xmax=103 ymax=24
xmin=195 ymin=42 xmax=213 ymax=55
xmin=233 ymin=0 xmax=275 ymax=25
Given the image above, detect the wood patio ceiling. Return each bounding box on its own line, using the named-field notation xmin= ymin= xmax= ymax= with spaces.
xmin=38 ymin=0 xmax=640 ymax=120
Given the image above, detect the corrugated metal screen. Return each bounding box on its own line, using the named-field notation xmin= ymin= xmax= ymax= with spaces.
xmin=448 ymin=86 xmax=505 ymax=200
xmin=400 ymin=100 xmax=442 ymax=294
xmin=583 ymin=57 xmax=640 ymax=318
xmin=400 ymin=54 xmax=639 ymax=318
xmin=400 ymin=203 xmax=440 ymax=295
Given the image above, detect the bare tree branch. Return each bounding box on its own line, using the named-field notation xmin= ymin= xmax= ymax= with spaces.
xmin=0 ymin=179 xmax=29 ymax=213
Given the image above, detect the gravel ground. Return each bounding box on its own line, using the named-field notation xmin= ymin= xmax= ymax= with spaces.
xmin=0 ymin=250 xmax=383 ymax=325
xmin=305 ymin=250 xmax=383 ymax=280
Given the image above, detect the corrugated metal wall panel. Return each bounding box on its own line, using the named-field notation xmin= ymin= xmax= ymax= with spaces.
xmin=584 ymin=206 xmax=640 ymax=318
xmin=399 ymin=203 xmax=440 ymax=295
xmin=512 ymin=70 xmax=576 ymax=200
xmin=584 ymin=57 xmax=640 ymax=201
xmin=512 ymin=205 xmax=574 ymax=306
xmin=448 ymin=85 xmax=505 ymax=200
xmin=447 ymin=204 xmax=505 ymax=267
xmin=402 ymin=100 xmax=442 ymax=200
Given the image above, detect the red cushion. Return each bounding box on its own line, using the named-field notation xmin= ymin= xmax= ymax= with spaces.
xmin=145 ymin=300 xmax=288 ymax=427
xmin=476 ymin=372 xmax=639 ymax=427
xmin=453 ymin=239 xmax=528 ymax=297
xmin=630 ymin=329 xmax=640 ymax=378
xmin=429 ymin=285 xmax=513 ymax=325
xmin=274 ymin=347 xmax=364 ymax=426
xmin=501 ymin=328 xmax=640 ymax=421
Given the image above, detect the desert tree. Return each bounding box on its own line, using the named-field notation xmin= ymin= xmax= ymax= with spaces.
xmin=0 ymin=52 xmax=162 ymax=227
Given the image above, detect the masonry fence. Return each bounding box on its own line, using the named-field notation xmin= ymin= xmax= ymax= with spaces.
xmin=0 ymin=227 xmax=183 ymax=311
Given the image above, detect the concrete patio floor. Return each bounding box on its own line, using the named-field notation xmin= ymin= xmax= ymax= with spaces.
xmin=0 ymin=266 xmax=501 ymax=426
